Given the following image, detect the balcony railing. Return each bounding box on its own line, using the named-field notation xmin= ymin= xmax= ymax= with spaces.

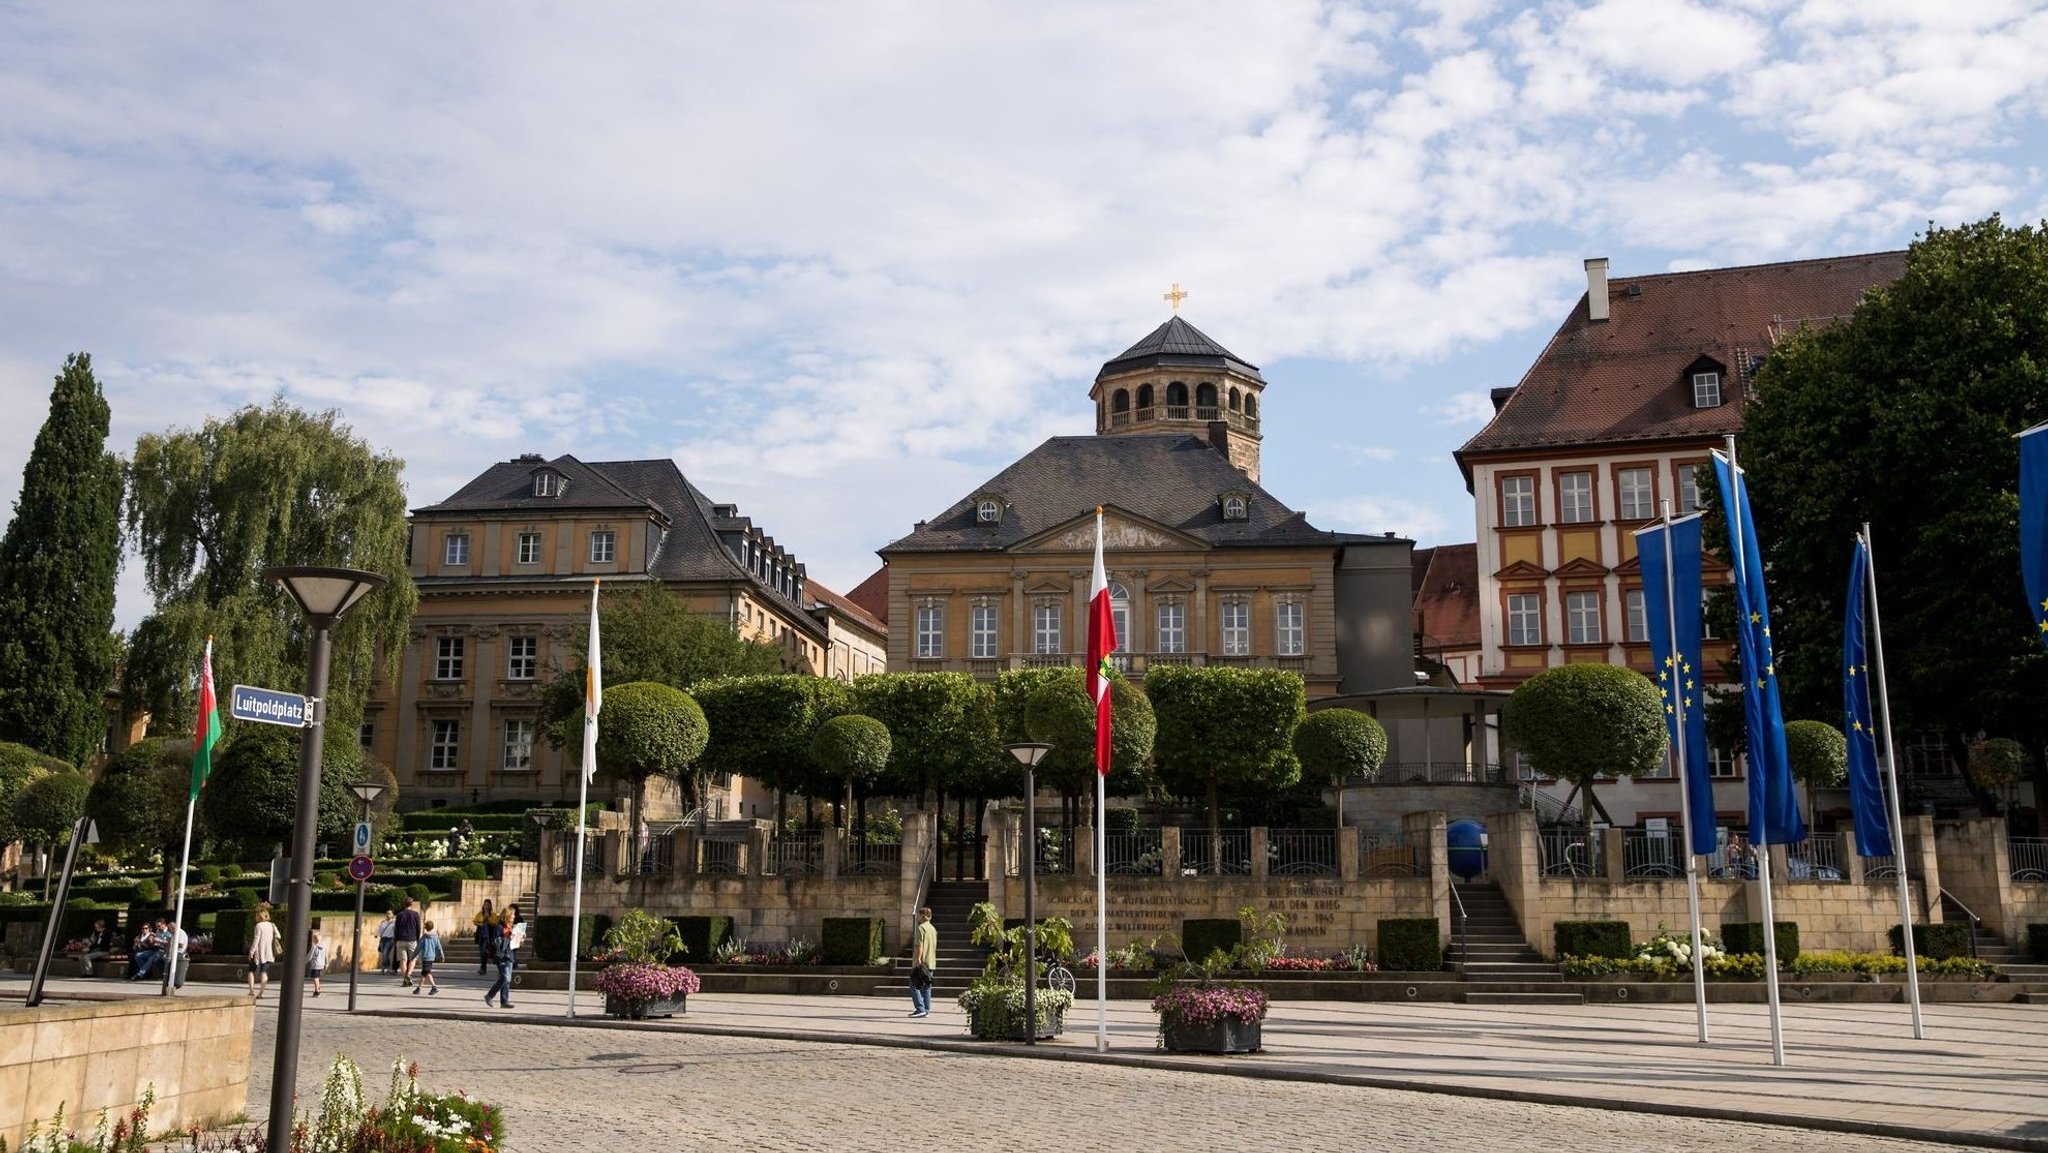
xmin=1196 ymin=405 xmax=1220 ymax=421
xmin=1180 ymin=829 xmax=1253 ymax=875
xmin=700 ymin=839 xmax=743 ymax=875
xmin=1102 ymin=829 xmax=1163 ymax=875
xmin=1109 ymin=410 xmax=1132 ymax=428
xmin=1352 ymin=761 xmax=1507 ymax=786
xmin=766 ymin=834 xmax=823 ymax=876
xmin=1540 ymin=829 xmax=1605 ymax=877
xmin=843 ymin=838 xmax=899 ymax=876
xmin=1622 ymin=827 xmax=1686 ymax=878
xmin=1134 ymin=406 xmax=1155 ymax=423
xmin=1359 ymin=831 xmax=1420 ymax=877
xmin=2009 ymin=837 xmax=2047 ymax=882
xmin=1269 ymin=829 xmax=1338 ymax=876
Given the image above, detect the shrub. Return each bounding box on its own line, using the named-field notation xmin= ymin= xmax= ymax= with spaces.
xmin=531 ymin=914 xmax=610 ymax=962
xmin=462 ymin=861 xmax=489 ymax=880
xmin=1554 ymin=920 xmax=1632 ymax=959
xmin=1377 ymin=918 xmax=1442 ymax=971
xmin=2029 ymin=924 xmax=2048 ymax=965
xmin=196 ymin=864 xmax=223 ymax=885
xmin=232 ymin=887 xmax=262 ymax=908
xmin=1721 ymin=921 xmax=1800 ymax=961
xmin=214 ymin=908 xmax=261 ymax=955
xmin=1179 ymin=918 xmax=1242 ymax=965
xmin=820 ymin=917 xmax=884 ymax=964
xmin=220 ymin=863 xmax=244 ymax=879
xmin=1889 ymin=922 xmax=1974 ymax=961
xmin=405 ymin=883 xmax=433 ymax=904
xmin=132 ymin=878 xmax=161 ymax=904
xmin=668 ymin=915 xmax=733 ymax=962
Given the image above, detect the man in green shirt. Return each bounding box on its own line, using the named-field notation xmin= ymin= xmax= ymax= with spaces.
xmin=909 ymin=907 xmax=937 ymax=1018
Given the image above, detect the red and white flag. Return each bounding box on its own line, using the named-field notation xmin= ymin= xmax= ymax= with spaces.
xmin=1085 ymin=507 xmax=1118 ymax=775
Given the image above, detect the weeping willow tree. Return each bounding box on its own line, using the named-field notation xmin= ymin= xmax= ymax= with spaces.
xmin=123 ymin=399 xmax=417 ymax=739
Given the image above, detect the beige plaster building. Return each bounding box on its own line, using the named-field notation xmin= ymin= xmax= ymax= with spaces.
xmin=367 ymin=453 xmax=882 ymax=814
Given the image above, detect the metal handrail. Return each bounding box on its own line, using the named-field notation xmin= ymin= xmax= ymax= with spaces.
xmin=1937 ymin=889 xmax=1983 ymax=958
xmin=911 ymin=825 xmax=938 ymax=918
xmin=1448 ymin=881 xmax=1468 ymax=969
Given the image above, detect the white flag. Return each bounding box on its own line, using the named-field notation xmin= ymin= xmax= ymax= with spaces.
xmin=582 ymin=580 xmax=602 ymax=782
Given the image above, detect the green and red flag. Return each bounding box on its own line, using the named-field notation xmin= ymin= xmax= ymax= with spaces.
xmin=1085 ymin=508 xmax=1117 ymax=775
xmin=191 ymin=637 xmax=221 ymax=801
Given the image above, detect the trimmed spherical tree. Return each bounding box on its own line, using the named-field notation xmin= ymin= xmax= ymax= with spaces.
xmin=87 ymin=737 xmax=198 ymax=902
xmin=0 ymin=740 xmax=69 ymax=846
xmin=1292 ymin=708 xmax=1388 ymax=827
xmin=1784 ymin=719 xmax=1846 ymax=825
xmin=1502 ymin=664 xmax=1666 ymax=841
xmin=809 ymin=714 xmax=891 ymax=827
xmin=200 ymin=726 xmax=363 ymax=859
xmin=1019 ymin=667 xmax=1156 ymax=801
xmin=594 ymin=681 xmax=710 ymax=829
xmin=10 ymin=768 xmax=89 ymax=896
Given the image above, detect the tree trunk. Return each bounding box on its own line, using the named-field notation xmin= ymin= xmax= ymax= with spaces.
xmin=775 ymin=789 xmax=787 ymax=835
xmin=1207 ymin=778 xmax=1222 ymax=875
xmin=1581 ymin=782 xmax=1597 ymax=876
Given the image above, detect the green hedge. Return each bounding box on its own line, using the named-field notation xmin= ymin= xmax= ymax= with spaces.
xmin=1378 ymin=918 xmax=1442 ymax=971
xmin=531 ymin=914 xmax=609 ymax=962
xmin=2028 ymin=924 xmax=2048 ymax=965
xmin=669 ymin=915 xmax=733 ymax=962
xmin=1179 ymin=918 xmax=1242 ymax=965
xmin=821 ymin=917 xmax=884 ymax=965
xmin=1554 ymin=921 xmax=1632 ymax=959
xmin=124 ymin=903 xmax=202 ymax=936
xmin=1722 ymin=921 xmax=1800 ymax=961
xmin=1888 ymin=922 xmax=1974 ymax=960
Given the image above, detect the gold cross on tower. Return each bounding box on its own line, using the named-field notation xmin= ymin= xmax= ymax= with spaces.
xmin=1163 ymin=282 xmax=1188 ymax=313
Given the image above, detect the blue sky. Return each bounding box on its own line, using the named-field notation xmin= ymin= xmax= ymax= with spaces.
xmin=1 ymin=2 xmax=2045 ymax=624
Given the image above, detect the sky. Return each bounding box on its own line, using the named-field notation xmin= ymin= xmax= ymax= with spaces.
xmin=1 ymin=2 xmax=2045 ymax=627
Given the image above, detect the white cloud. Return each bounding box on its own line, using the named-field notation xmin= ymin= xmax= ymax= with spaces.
xmin=1423 ymin=392 xmax=1498 ymax=425
xmin=1314 ymin=494 xmax=1458 ymax=544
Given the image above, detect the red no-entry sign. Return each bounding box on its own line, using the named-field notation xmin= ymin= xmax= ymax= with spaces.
xmin=348 ymin=854 xmax=374 ymax=882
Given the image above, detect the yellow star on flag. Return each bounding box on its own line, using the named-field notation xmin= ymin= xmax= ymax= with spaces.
xmin=1750 ymin=611 xmax=1762 ymax=624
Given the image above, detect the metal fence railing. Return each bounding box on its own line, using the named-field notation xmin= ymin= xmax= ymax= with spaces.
xmin=1362 ymin=761 xmax=1509 ymax=786
xmin=1101 ymin=829 xmax=1163 ymax=875
xmin=1269 ymin=829 xmax=1339 ymax=876
xmin=1862 ymin=835 xmax=1923 ymax=881
xmin=637 ymin=827 xmax=677 ymax=876
xmin=2009 ymin=837 xmax=2048 ymax=882
xmin=1540 ymin=829 xmax=1604 ymax=877
xmin=1359 ymin=831 xmax=1420 ymax=877
xmin=1783 ymin=836 xmax=1845 ymax=882
xmin=699 ymin=839 xmax=743 ymax=875
xmin=1622 ymin=828 xmax=1686 ymax=878
xmin=551 ymin=838 xmax=607 ymax=878
xmin=843 ymin=839 xmax=900 ymax=876
xmin=1033 ymin=830 xmax=1073 ymax=876
xmin=1179 ymin=829 xmax=1253 ymax=875
xmin=767 ymin=834 xmax=823 ymax=876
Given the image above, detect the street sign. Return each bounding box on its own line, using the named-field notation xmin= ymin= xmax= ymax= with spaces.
xmin=353 ymin=821 xmax=373 ymax=855
xmin=348 ymin=855 xmax=374 ymax=882
xmin=229 ymin=684 xmax=310 ymax=728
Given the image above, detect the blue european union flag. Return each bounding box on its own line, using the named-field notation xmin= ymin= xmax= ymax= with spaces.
xmin=1712 ymin=451 xmax=1806 ymax=847
xmin=2021 ymin=423 xmax=2048 ymax=651
xmin=1842 ymin=536 xmax=1892 ymax=857
xmin=1635 ymin=513 xmax=1716 ymax=857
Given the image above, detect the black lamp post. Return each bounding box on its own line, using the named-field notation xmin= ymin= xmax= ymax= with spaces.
xmin=345 ymin=780 xmax=386 ymax=1013
xmin=1005 ymin=742 xmax=1051 ymax=1046
xmin=261 ymin=565 xmax=386 ymax=1153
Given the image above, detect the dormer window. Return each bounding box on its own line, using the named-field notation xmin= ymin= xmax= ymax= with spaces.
xmin=973 ymin=494 xmax=1005 ymax=524
xmin=1692 ymin=371 xmax=1723 ymax=408
xmin=1221 ymin=494 xmax=1249 ymax=521
xmin=532 ymin=470 xmax=563 ymax=497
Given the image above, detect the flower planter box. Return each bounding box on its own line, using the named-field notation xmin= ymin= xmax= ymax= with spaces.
xmin=967 ymin=1006 xmax=1065 ymax=1041
xmin=604 ymin=991 xmax=688 ymax=1019
xmin=1159 ymin=1017 xmax=1262 ymax=1054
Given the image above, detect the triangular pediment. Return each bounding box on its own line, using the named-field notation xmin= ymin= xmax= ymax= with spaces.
xmin=1493 ymin=559 xmax=1550 ymax=581
xmin=1554 ymin=557 xmax=1611 ymax=579
xmin=1014 ymin=507 xmax=1206 ymax=553
xmin=1148 ymin=577 xmax=1195 ymax=594
xmin=1613 ymin=555 xmax=1642 ymax=575
xmin=1025 ymin=577 xmax=1071 ymax=595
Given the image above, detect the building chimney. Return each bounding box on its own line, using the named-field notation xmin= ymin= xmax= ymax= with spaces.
xmin=1584 ymin=257 xmax=1610 ymax=322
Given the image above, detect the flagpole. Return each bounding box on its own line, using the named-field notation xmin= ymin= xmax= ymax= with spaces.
xmin=1094 ymin=508 xmax=1111 ymax=1053
xmin=1863 ymin=525 xmax=1924 ymax=1038
xmin=164 ymin=637 xmax=215 ymax=997
xmin=1659 ymin=499 xmax=1709 ymax=1043
xmin=567 ymin=579 xmax=600 ymax=1019
xmin=1725 ymin=436 xmax=1786 ymax=1067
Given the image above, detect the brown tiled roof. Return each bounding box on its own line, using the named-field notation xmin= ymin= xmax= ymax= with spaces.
xmin=1456 ymin=251 xmax=1907 ymax=477
xmin=1413 ymin=542 xmax=1479 ymax=653
xmin=806 ymin=578 xmax=887 ymax=637
xmin=845 ymin=566 xmax=889 ymax=626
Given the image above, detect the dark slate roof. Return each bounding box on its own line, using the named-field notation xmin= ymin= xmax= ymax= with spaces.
xmin=1457 ymin=251 xmax=1905 ymax=475
xmin=881 ymin=434 xmax=1342 ymax=553
xmin=1096 ymin=316 xmax=1263 ymax=382
xmin=422 ymin=453 xmax=658 ymax=516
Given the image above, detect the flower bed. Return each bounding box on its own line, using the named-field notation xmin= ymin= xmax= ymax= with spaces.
xmin=594 ymin=961 xmax=701 ymax=1018
xmin=1557 ymin=927 xmax=1998 ymax=981
xmin=1152 ymin=982 xmax=1268 ymax=1054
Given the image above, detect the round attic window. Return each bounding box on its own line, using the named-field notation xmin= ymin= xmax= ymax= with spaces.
xmin=977 ymin=499 xmax=1001 ymax=523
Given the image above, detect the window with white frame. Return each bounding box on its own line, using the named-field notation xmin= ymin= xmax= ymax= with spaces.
xmin=533 ymin=472 xmax=555 ymax=497
xmin=516 ymin=532 xmax=541 ymax=565
xmin=1566 ymin=590 xmax=1602 ymax=644
xmin=1618 ymin=467 xmax=1653 ymax=520
xmin=1500 ymin=475 xmax=1536 ymax=527
xmin=506 ymin=635 xmax=538 ymax=680
xmin=444 ymin=533 xmax=470 ymax=567
xmin=429 ymin=720 xmax=460 ymax=771
xmin=1108 ymin=582 xmax=1129 ymax=648
xmin=1155 ymin=600 xmax=1185 ymax=654
xmin=1693 ymin=371 xmax=1723 ymax=408
xmin=977 ymin=499 xmax=1001 ymax=524
xmin=502 ymin=719 xmax=535 ymax=771
xmin=1558 ymin=472 xmax=1594 ymax=524
xmin=435 ymin=636 xmax=464 ymax=680
xmin=970 ymin=602 xmax=997 ymax=659
xmin=589 ymin=530 xmax=616 ymax=564
xmin=1033 ymin=601 xmax=1062 ymax=654
xmin=1220 ymin=599 xmax=1250 ymax=655
xmin=1222 ymin=495 xmax=1247 ymax=521
xmin=1275 ymin=600 xmax=1304 ymax=656
xmin=915 ymin=603 xmax=943 ymax=659
xmin=1625 ymin=589 xmax=1648 ymax=643
xmin=1708 ymin=742 xmax=1739 ymax=778
xmin=1506 ymin=594 xmax=1541 ymax=646
xmin=1677 ymin=463 xmax=1703 ymax=514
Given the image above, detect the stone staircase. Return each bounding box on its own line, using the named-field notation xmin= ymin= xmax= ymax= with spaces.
xmin=1940 ymin=893 xmax=2048 ymax=999
xmin=1450 ymin=880 xmax=1582 ymax=1005
xmin=871 ymin=880 xmax=990 ymax=998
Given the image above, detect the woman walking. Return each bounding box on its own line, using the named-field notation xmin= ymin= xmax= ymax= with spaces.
xmin=246 ymin=909 xmax=280 ymax=999
xmin=472 ymin=898 xmax=496 ymax=975
xmin=483 ymin=904 xmax=521 ymax=1009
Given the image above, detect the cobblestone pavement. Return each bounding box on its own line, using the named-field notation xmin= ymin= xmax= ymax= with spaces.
xmin=245 ymin=1009 xmax=1988 ymax=1153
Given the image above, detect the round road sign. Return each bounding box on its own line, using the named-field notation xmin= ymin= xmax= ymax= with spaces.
xmin=348 ymin=854 xmax=374 ymax=882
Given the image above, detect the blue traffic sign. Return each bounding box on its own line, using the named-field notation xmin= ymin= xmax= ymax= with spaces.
xmin=229 ymin=684 xmax=310 ymax=728
xmin=348 ymin=855 xmax=374 ymax=882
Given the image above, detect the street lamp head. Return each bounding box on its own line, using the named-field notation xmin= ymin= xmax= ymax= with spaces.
xmin=262 ymin=565 xmax=389 ymax=626
xmin=1004 ymin=742 xmax=1053 ymax=769
xmin=529 ymin=809 xmax=556 ymax=829
xmin=348 ymin=781 xmax=386 ymax=805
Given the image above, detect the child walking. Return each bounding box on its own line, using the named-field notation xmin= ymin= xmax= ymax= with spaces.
xmin=414 ymin=920 xmax=443 ymax=995
xmin=307 ymin=930 xmax=327 ymax=997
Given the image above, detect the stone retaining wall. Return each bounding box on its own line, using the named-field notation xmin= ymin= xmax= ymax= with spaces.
xmin=1 ymin=993 xmax=252 ymax=1148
